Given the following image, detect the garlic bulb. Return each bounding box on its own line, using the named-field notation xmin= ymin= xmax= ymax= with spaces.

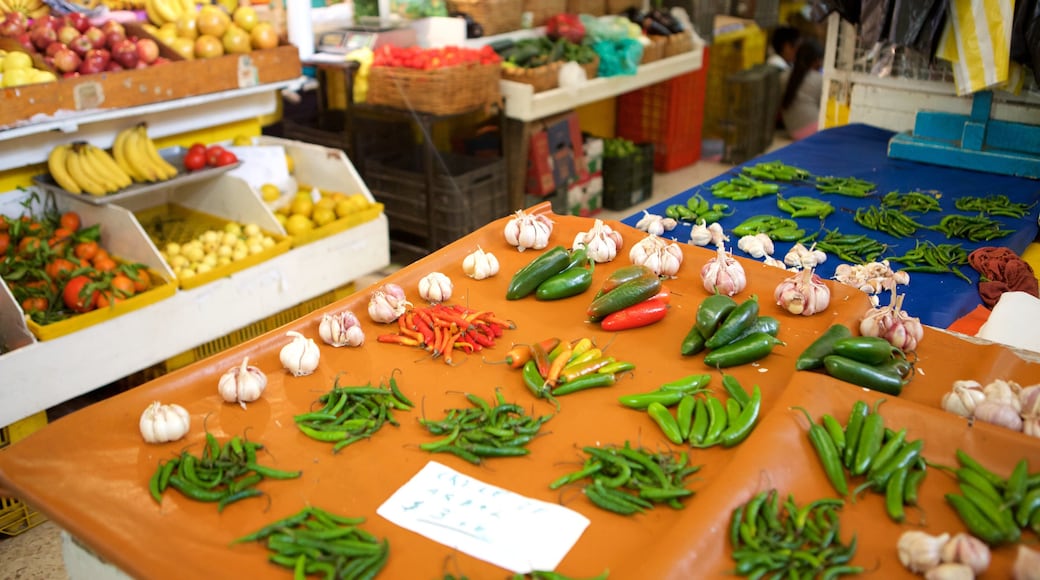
xmin=941 ymin=381 xmax=986 ymax=418
xmin=1022 ymin=385 xmax=1040 ymax=438
xmin=462 ymin=247 xmax=500 ymax=280
xmin=1013 ymin=544 xmax=1040 ymax=580
xmin=418 ymin=272 xmax=453 ymax=303
xmin=775 ymin=268 xmax=830 ymax=316
xmin=834 ymin=260 xmax=909 ymax=295
xmin=319 ymin=310 xmax=364 ymax=348
xmin=860 ymin=288 xmax=924 ymax=353
xmin=689 ymin=219 xmax=712 ymax=247
xmin=737 ymin=233 xmax=773 ymax=258
xmin=573 ymin=219 xmax=624 ymax=263
xmin=898 ymin=531 xmax=949 ymax=573
xmin=940 ymin=533 xmax=990 ymax=575
xmin=924 ymin=563 xmax=974 ymax=580
xmin=973 ymin=399 xmax=1023 ymax=431
xmin=139 ymin=401 xmax=190 ymax=444
xmin=983 ymin=379 xmax=1022 ymax=412
xmin=762 ymin=255 xmax=790 ymax=270
xmin=504 ymin=209 xmax=553 ymax=251
xmin=707 ymin=222 xmax=728 ymax=247
xmin=368 ymin=283 xmax=411 ymax=324
xmin=634 ymin=210 xmax=678 ymax=236
xmin=280 ymin=331 xmax=320 ymax=377
xmin=784 ymin=243 xmax=827 ymax=269
xmin=701 ymin=245 xmax=746 ymax=296
xmin=218 ymin=356 xmax=268 ymax=408
xmin=629 ymin=234 xmax=683 ymax=278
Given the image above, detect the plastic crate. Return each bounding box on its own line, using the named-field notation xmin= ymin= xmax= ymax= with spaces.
xmin=602 ymin=143 xmax=655 ymax=211
xmin=1 ymin=411 xmax=48 ymax=536
xmin=702 ymin=24 xmax=766 ymax=140
xmin=615 ymin=50 xmax=709 ymax=173
xmin=717 ymin=64 xmax=780 ymax=163
xmin=364 ymin=151 xmax=508 ymax=250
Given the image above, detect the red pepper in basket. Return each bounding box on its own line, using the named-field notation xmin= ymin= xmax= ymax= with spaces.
xmin=600 ymin=298 xmax=670 ymax=331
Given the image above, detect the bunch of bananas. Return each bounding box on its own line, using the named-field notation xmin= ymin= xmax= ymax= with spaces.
xmin=47 ymin=125 xmax=178 ymax=197
xmin=0 ymin=0 xmax=50 ymax=17
xmin=101 ymin=0 xmax=145 ymax=10
xmin=145 ymin=0 xmax=197 ymax=26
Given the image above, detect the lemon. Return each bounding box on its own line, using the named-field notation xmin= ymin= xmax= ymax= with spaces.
xmin=312 ymin=207 xmax=337 ymax=227
xmin=315 ymin=196 xmax=336 ymax=211
xmin=333 ymin=200 xmax=354 ymax=219
xmin=3 ymin=51 xmax=33 ymax=72
xmin=260 ymin=183 xmax=281 ymax=202
xmin=289 ymin=196 xmax=313 ymax=218
xmin=275 ymin=204 xmax=291 ymax=216
xmin=285 ymin=214 xmax=315 ymax=236
xmin=285 ymin=154 xmax=295 ymax=174
xmin=274 ymin=213 xmax=287 ymax=227
xmin=232 ymin=135 xmax=253 ymax=146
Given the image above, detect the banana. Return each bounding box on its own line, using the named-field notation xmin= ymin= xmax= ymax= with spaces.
xmin=86 ymin=144 xmax=133 ymax=190
xmin=75 ymin=144 xmax=120 ymax=194
xmin=178 ymin=0 xmax=195 ymax=16
xmin=136 ymin=125 xmax=179 ymax=180
xmin=122 ymin=126 xmax=163 ymax=182
xmin=48 ymin=145 xmax=82 ymax=195
xmin=152 ymin=0 xmax=182 ymax=25
xmin=65 ymin=145 xmax=109 ymax=197
xmin=144 ymin=0 xmax=165 ymax=26
xmin=112 ymin=127 xmax=146 ymax=183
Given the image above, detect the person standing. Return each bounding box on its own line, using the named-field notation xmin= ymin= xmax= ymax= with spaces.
xmin=767 ymin=26 xmax=801 ymax=71
xmin=779 ymin=38 xmax=824 ymax=141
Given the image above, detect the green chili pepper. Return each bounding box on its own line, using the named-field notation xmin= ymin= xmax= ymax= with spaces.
xmin=831 ymin=336 xmax=902 ymax=365
xmin=721 ymin=374 xmax=751 ymax=407
xmin=796 ymin=324 xmax=852 ymax=370
xmin=689 ymin=397 xmax=709 ymax=445
xmin=535 ymin=262 xmax=594 ymax=300
xmin=842 ymin=401 xmax=870 ymax=468
xmin=695 ymin=294 xmax=738 ymax=341
xmin=647 ymin=402 xmax=684 ymax=444
xmin=695 ymin=396 xmax=728 ymax=447
xmin=551 ymin=372 xmax=615 ymax=396
xmin=660 ymin=373 xmax=711 ymax=392
xmin=680 ymin=324 xmax=707 ymax=357
xmin=792 ymin=407 xmax=848 ymax=496
xmin=506 ymin=245 xmax=570 ymax=300
xmin=824 ymin=355 xmax=905 ymax=395
xmin=851 ymin=400 xmax=887 ymax=476
xmin=618 ymin=390 xmax=685 ymax=409
xmin=705 ymin=296 xmax=759 ymax=349
xmin=704 ymin=332 xmax=785 ymax=368
xmin=676 ymin=395 xmax=696 ymax=441
xmin=720 ymin=386 xmax=761 ymax=447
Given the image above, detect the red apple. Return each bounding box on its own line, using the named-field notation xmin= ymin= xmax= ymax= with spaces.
xmin=68 ymin=34 xmax=93 ymax=57
xmin=52 ymin=47 xmax=82 ymax=73
xmin=62 ymin=71 xmax=80 ymax=78
xmin=78 ymin=53 xmax=105 ymax=75
xmin=152 ymin=56 xmax=170 ymax=65
xmin=111 ymin=38 xmax=138 ymax=68
xmin=29 ymin=24 xmax=58 ymax=51
xmin=83 ymin=26 xmax=106 ymax=49
xmin=100 ymin=20 xmax=125 ymax=38
xmin=65 ymin=12 xmax=90 ymax=33
xmin=134 ymin=60 xmax=149 ymax=69
xmin=0 ymin=13 xmax=28 ymax=37
xmin=104 ymin=60 xmax=123 ymax=72
xmin=15 ymin=31 xmax=36 ymax=53
xmin=85 ymin=47 xmax=109 ymax=68
xmin=57 ymin=25 xmax=79 ymax=46
xmin=104 ymin=30 xmax=125 ymax=49
xmin=44 ymin=41 xmax=65 ymax=57
xmin=135 ymin=38 xmax=159 ymax=64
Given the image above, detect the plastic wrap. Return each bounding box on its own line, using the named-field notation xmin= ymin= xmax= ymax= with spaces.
xmin=858 ymin=0 xmax=891 ymax=46
xmin=591 ymin=38 xmax=643 ymax=76
xmin=886 ymin=0 xmax=938 ymax=47
xmin=1011 ymin=0 xmax=1040 ymax=85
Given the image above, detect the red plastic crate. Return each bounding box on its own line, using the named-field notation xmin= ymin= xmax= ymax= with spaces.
xmin=616 ymin=48 xmax=710 ymax=173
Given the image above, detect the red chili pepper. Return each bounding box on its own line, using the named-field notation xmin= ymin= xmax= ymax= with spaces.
xmin=377 ymin=334 xmax=421 ymax=346
xmin=531 ymin=342 xmax=552 ymax=378
xmin=467 ymin=329 xmax=495 ymax=348
xmin=600 ymin=298 xmax=670 ymax=332
xmin=652 ymin=285 xmax=672 ymax=304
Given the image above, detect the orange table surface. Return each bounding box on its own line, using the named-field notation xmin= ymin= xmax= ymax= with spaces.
xmin=2 ymin=204 xmax=1039 ymax=579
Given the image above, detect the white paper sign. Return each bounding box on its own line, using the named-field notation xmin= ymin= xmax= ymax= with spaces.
xmin=225 ymin=146 xmax=293 ymax=192
xmin=377 ymin=461 xmax=591 ymax=574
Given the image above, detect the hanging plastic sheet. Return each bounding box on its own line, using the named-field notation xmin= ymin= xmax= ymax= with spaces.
xmin=859 ymin=0 xmax=892 ymax=46
xmin=808 ymin=0 xmax=862 ymax=24
xmin=936 ymin=0 xmax=1015 ymax=95
xmin=1010 ymin=0 xmax=1040 ymax=84
xmin=886 ymin=0 xmax=938 ymax=47
xmin=911 ymin=0 xmax=948 ymax=55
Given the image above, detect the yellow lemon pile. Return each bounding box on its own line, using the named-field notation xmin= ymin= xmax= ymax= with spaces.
xmin=274 ymin=189 xmax=374 ymax=237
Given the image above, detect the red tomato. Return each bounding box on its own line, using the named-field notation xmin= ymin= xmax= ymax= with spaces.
xmin=63 ymin=275 xmax=98 ymax=313
xmin=183 ymin=150 xmax=207 ymax=172
xmin=59 ymin=211 xmax=81 ymax=232
xmin=215 ymin=150 xmax=238 ymax=167
xmin=205 ymin=145 xmax=226 ymax=166
xmin=188 ymin=142 xmax=207 ymax=157
xmin=21 ymin=296 xmax=48 ymax=313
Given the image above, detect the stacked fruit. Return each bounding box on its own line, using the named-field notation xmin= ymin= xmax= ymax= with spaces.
xmin=144 ymin=3 xmax=278 ymax=60
xmin=0 ymin=47 xmax=55 ymax=87
xmin=158 ymin=222 xmax=277 ymax=281
xmin=273 ymin=189 xmax=376 ymax=237
xmin=47 ymin=124 xmax=178 ymax=196
xmin=0 ymin=0 xmax=48 ymax=19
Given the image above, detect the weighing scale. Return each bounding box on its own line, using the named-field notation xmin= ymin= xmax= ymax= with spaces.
xmin=316 ymin=23 xmax=417 ymax=54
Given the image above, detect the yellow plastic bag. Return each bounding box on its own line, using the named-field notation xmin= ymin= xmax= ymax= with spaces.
xmin=935 ymin=0 xmax=1020 ymax=95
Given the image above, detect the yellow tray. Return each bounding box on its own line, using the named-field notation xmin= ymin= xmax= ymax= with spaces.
xmin=25 ymin=268 xmax=176 ymax=341
xmin=136 ymin=204 xmax=291 ymax=291
xmin=288 ymin=203 xmax=384 ymax=248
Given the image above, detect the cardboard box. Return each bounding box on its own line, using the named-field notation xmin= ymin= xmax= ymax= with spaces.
xmin=526 ymin=112 xmax=588 ymax=197
xmin=567 ymin=171 xmax=603 ymax=217
xmin=583 ymin=134 xmax=604 ymax=174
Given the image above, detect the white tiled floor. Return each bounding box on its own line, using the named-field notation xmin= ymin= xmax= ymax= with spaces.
xmin=0 ymin=146 xmax=778 ymax=579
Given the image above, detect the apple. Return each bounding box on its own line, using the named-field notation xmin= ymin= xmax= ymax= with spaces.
xmin=52 ymin=47 xmax=82 ymax=73
xmin=104 ymin=30 xmax=125 ymax=49
xmin=78 ymin=52 xmax=106 ymax=75
xmin=111 ymin=38 xmax=138 ymax=69
xmin=85 ymin=48 xmax=110 ymax=68
xmin=65 ymin=12 xmax=91 ymax=34
xmin=29 ymin=24 xmax=58 ymax=51
xmin=45 ymin=41 xmax=67 ymax=57
xmin=83 ymin=26 xmax=106 ymax=49
xmin=100 ymin=20 xmax=125 ymax=38
xmin=68 ymin=34 xmax=94 ymax=57
xmin=152 ymin=56 xmax=171 ymax=65
xmin=62 ymin=71 xmax=80 ymax=78
xmin=15 ymin=32 xmax=36 ymax=53
xmin=0 ymin=13 xmax=28 ymax=37
xmin=104 ymin=60 xmax=124 ymax=72
xmin=57 ymin=25 xmax=79 ymax=46
xmin=135 ymin=38 xmax=159 ymax=64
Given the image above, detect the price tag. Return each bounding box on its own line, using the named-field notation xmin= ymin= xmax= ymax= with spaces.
xmin=377 ymin=461 xmax=590 ymax=574
xmin=73 ymin=82 xmax=105 ymax=110
xmin=237 ymin=55 xmax=258 ymax=88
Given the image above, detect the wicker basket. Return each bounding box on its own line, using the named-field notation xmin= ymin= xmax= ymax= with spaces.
xmin=605 ymin=0 xmax=639 ymax=13
xmin=565 ymin=0 xmax=605 ymax=15
xmin=580 ymin=55 xmax=600 ymax=81
xmin=367 ymin=62 xmax=501 ymax=115
xmin=640 ymin=35 xmax=667 ymax=64
xmin=448 ymin=0 xmax=523 ymax=36
xmin=663 ymin=33 xmax=694 ymax=57
xmin=522 ymin=0 xmax=567 ymax=27
xmin=501 ymin=61 xmax=564 ymax=92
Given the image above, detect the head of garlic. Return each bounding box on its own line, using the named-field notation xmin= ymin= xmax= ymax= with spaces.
xmin=280 ymin=331 xmax=320 ymax=377
xmin=319 ymin=310 xmax=364 ymax=347
xmin=630 ymin=234 xmax=683 ymax=278
xmin=924 ymin=563 xmax=975 ymax=580
xmin=701 ymin=245 xmax=746 ymax=296
xmin=973 ymin=399 xmax=1024 ymax=431
xmin=707 ymin=222 xmax=728 ymax=247
xmin=462 ymin=246 xmax=499 ymax=280
xmin=737 ymin=233 xmax=774 ymax=259
xmin=940 ymin=533 xmax=990 ymax=575
xmin=368 ymin=283 xmax=411 ymax=324
xmin=634 ymin=211 xmax=677 ymax=236
xmin=1021 ymin=385 xmax=1040 ymax=438
xmin=941 ymin=380 xmax=985 ymax=418
xmin=1013 ymin=544 xmax=1040 ymax=580
xmin=218 ymin=356 xmax=268 ymax=408
xmin=504 ymin=209 xmax=553 ymax=251
xmin=573 ymin=219 xmax=623 ymax=263
xmin=139 ymin=401 xmax=190 ymax=444
xmin=418 ymin=272 xmax=453 ymax=303
xmin=784 ymin=242 xmax=827 ymax=269
xmin=689 ymin=219 xmax=712 ymax=247
xmin=775 ymin=267 xmax=830 ymax=316
xmin=859 ymin=288 xmax=924 ymax=353
xmin=898 ymin=531 xmax=950 ymax=573
xmin=983 ymin=379 xmax=1022 ymax=412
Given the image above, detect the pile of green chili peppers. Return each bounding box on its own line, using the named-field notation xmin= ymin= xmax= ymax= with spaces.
xmin=931 ymin=213 xmax=1014 ymax=241
xmin=665 ymin=192 xmax=733 ymax=224
xmin=729 ymin=489 xmax=861 ymax=579
xmin=418 ymin=390 xmax=552 ymax=464
xmin=853 ymin=206 xmax=928 ymax=238
xmin=796 ymin=324 xmax=913 ymax=396
xmin=732 ymin=215 xmax=806 ymax=241
xmin=710 ymin=175 xmax=781 ymax=200
xmin=887 ymin=240 xmax=972 ymax=283
xmin=955 ymin=194 xmax=1036 ymax=218
xmin=940 ymin=450 xmax=1040 ymax=545
xmin=741 ymin=161 xmax=812 ymax=182
xmin=148 ymin=433 xmax=301 ymax=511
xmin=295 ymin=373 xmax=413 ymax=453
xmin=776 ymin=193 xmax=834 ymax=219
xmin=815 ymin=176 xmax=876 ymax=197
xmin=234 ymin=506 xmax=389 ymax=579
xmin=880 ymin=190 xmax=942 ymax=213
xmin=800 ymin=229 xmax=887 ymax=264
xmin=550 ymin=441 xmax=700 ymax=514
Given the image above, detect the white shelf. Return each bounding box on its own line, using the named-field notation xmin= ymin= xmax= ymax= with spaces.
xmin=0 ymin=215 xmax=390 ymax=428
xmin=499 ymin=48 xmax=704 ymax=122
xmin=0 ymin=79 xmax=304 ymax=172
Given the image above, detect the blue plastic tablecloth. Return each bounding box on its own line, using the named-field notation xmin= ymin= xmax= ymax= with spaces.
xmin=621 ymin=124 xmax=1040 ymax=329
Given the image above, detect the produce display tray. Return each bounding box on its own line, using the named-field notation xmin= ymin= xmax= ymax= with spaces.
xmin=288 ymin=202 xmax=385 ymax=248
xmin=135 ymin=204 xmax=290 ymax=290
xmin=32 ymin=147 xmax=242 ymax=207
xmin=0 ymin=205 xmax=1038 ymax=579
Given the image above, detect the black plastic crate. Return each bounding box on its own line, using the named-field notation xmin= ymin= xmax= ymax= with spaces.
xmin=602 ymin=143 xmax=655 ymax=211
xmin=364 ymin=150 xmax=508 ymax=249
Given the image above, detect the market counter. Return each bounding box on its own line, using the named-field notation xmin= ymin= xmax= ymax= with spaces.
xmin=1 ymin=205 xmax=1039 ymax=578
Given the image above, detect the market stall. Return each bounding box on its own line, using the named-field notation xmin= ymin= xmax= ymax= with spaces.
xmin=1 ymin=204 xmax=1039 ymax=578
xmin=621 ymin=123 xmax=1040 ymax=330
